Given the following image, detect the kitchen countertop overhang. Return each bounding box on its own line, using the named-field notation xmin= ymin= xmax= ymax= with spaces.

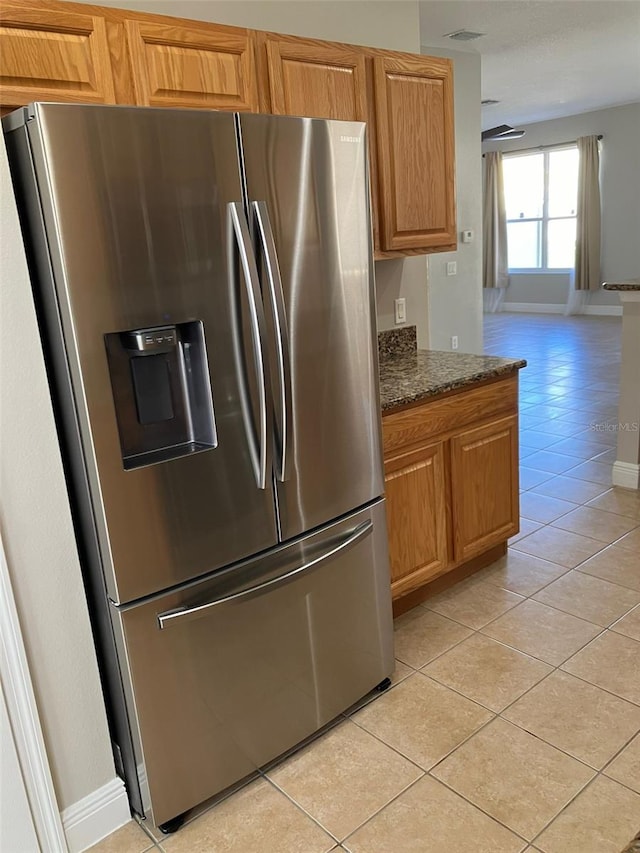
xmin=602 ymin=279 xmax=640 ymax=291
xmin=379 ymin=346 xmax=526 ymax=414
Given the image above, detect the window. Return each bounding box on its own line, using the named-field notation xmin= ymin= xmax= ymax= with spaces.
xmin=503 ymin=146 xmax=579 ymax=271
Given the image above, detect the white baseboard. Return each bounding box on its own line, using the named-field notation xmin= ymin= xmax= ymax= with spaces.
xmin=61 ymin=777 xmax=130 ymax=853
xmin=0 ymin=541 xmax=68 ymax=852
xmin=584 ymin=304 xmax=623 ymax=316
xmin=502 ymin=302 xmax=622 ymax=316
xmin=612 ymin=461 xmax=640 ymax=490
xmin=502 ymin=302 xmax=564 ymax=314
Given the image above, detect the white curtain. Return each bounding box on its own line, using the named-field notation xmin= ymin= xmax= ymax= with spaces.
xmin=564 ymin=268 xmax=589 ymax=315
xmin=566 ymin=135 xmax=601 ymax=314
xmin=482 ymin=151 xmax=508 ymax=312
xmin=483 ymin=287 xmax=506 ymax=313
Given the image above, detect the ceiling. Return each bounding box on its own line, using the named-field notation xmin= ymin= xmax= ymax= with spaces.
xmin=418 ymin=0 xmax=640 ymax=130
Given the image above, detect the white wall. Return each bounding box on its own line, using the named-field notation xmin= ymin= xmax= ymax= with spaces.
xmin=0 ymin=140 xmax=114 ymax=810
xmin=484 ymin=103 xmax=640 ymax=307
xmin=2 ymin=0 xmax=427 ymax=817
xmin=420 ymin=45 xmax=483 ymax=353
xmin=1 ymin=681 xmax=39 ymax=851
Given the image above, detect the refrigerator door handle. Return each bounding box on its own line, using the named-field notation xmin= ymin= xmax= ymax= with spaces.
xmin=252 ymin=200 xmax=292 ymax=482
xmin=227 ymin=201 xmax=269 ymax=490
xmin=157 ymin=519 xmax=373 ymax=630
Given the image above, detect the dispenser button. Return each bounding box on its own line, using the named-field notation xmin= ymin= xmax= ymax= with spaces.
xmin=123 ymin=326 xmax=177 ymax=352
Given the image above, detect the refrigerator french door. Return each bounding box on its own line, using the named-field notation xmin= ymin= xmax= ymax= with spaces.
xmin=239 ymin=113 xmax=384 ymax=539
xmin=3 ymin=102 xmax=393 ymax=830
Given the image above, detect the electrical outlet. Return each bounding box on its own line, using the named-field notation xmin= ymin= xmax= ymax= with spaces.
xmin=451 ymin=335 xmax=459 ymax=350
xmin=394 ymin=297 xmax=406 ymax=325
xmin=446 ymin=261 xmax=457 ymax=276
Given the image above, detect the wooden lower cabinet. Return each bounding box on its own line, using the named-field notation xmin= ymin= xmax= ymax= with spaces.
xmin=383 ymin=376 xmax=520 ymax=604
xmin=384 ymin=440 xmax=449 ymax=598
xmin=450 ymin=415 xmax=519 ymax=564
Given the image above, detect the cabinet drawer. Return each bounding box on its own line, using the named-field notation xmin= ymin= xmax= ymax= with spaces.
xmin=383 ymin=375 xmax=518 ymax=456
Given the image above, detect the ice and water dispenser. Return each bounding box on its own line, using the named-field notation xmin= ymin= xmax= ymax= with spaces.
xmin=105 ymin=321 xmax=216 ymax=469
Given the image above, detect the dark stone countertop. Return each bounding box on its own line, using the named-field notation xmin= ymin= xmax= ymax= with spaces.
xmin=379 ymin=349 xmax=527 ymax=413
xmin=602 ymin=279 xmax=640 ymax=291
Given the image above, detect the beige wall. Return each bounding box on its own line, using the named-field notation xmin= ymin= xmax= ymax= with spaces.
xmin=2 ymin=0 xmax=428 ymax=813
xmin=420 ymin=45 xmax=483 ymax=353
xmin=102 ymin=0 xmax=419 ymax=50
xmin=617 ymin=299 xmax=640 ymax=470
xmin=483 ymin=103 xmax=640 ymax=307
xmin=0 ymin=141 xmax=114 ymax=810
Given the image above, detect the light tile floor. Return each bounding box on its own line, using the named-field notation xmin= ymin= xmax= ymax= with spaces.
xmin=92 ymin=314 xmax=640 ymax=853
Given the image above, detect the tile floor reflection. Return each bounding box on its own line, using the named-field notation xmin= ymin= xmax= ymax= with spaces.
xmin=91 ymin=314 xmax=640 ymax=853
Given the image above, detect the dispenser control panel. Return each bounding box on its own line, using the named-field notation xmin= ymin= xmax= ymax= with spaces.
xmin=124 ymin=326 xmax=177 ymax=353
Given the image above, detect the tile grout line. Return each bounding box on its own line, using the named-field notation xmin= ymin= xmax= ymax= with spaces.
xmin=426 ymin=581 xmax=640 ymax=709
xmin=260 ymin=773 xmax=343 ymax=848
xmin=353 ymin=632 xmax=639 ymax=843
xmin=422 ymin=312 xmax=638 ymax=844
xmin=393 ymin=585 xmax=640 ymax=820
xmin=266 ymin=761 xmax=425 ymax=847
xmin=344 ymin=769 xmax=532 ymax=852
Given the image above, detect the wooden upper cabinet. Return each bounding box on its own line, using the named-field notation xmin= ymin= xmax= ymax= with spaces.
xmin=450 ymin=415 xmax=519 ymax=564
xmin=0 ymin=3 xmax=116 ymax=113
xmin=0 ymin=0 xmax=458 ymax=257
xmin=263 ymin=34 xmax=367 ymax=121
xmin=373 ymin=53 xmax=456 ymax=252
xmin=121 ymin=18 xmax=259 ymax=111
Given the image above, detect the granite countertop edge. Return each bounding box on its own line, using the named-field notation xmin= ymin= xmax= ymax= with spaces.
xmin=602 ymin=279 xmax=640 ymax=291
xmin=379 ymin=350 xmax=527 ymax=414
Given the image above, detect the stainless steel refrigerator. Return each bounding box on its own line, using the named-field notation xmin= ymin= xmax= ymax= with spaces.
xmin=3 ymin=102 xmax=393 ymax=831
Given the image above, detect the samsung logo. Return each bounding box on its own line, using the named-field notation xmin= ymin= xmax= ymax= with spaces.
xmin=339 ymin=135 xmax=360 ymax=143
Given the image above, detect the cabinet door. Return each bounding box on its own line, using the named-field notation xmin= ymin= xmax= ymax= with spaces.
xmin=264 ymin=34 xmax=367 ymax=121
xmin=122 ymin=19 xmax=259 ymax=111
xmin=373 ymin=53 xmax=456 ymax=252
xmin=384 ymin=441 xmax=449 ymax=598
xmin=450 ymin=415 xmax=519 ymax=563
xmin=0 ymin=3 xmax=115 ymax=113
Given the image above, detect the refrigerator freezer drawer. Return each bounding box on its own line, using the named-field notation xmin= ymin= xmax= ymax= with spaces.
xmin=112 ymin=500 xmax=393 ymax=828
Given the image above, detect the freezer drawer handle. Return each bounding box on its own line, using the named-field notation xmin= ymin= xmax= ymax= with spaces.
xmin=228 ymin=201 xmax=269 ymax=490
xmin=157 ymin=519 xmax=373 ymax=630
xmin=252 ymin=200 xmax=292 ymax=482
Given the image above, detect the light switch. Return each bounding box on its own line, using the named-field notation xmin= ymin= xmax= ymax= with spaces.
xmin=461 ymin=230 xmax=474 ymax=243
xmin=446 ymin=261 xmax=457 ymax=276
xmin=394 ymin=297 xmax=406 ymax=324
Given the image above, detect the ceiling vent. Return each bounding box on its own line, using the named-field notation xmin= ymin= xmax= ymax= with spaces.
xmin=482 ymin=124 xmax=526 ymax=141
xmin=481 ymin=99 xmax=500 ymax=106
xmin=444 ymin=29 xmax=485 ymax=41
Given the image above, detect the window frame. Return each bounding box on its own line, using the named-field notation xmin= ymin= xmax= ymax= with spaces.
xmin=504 ymin=144 xmax=578 ymax=274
